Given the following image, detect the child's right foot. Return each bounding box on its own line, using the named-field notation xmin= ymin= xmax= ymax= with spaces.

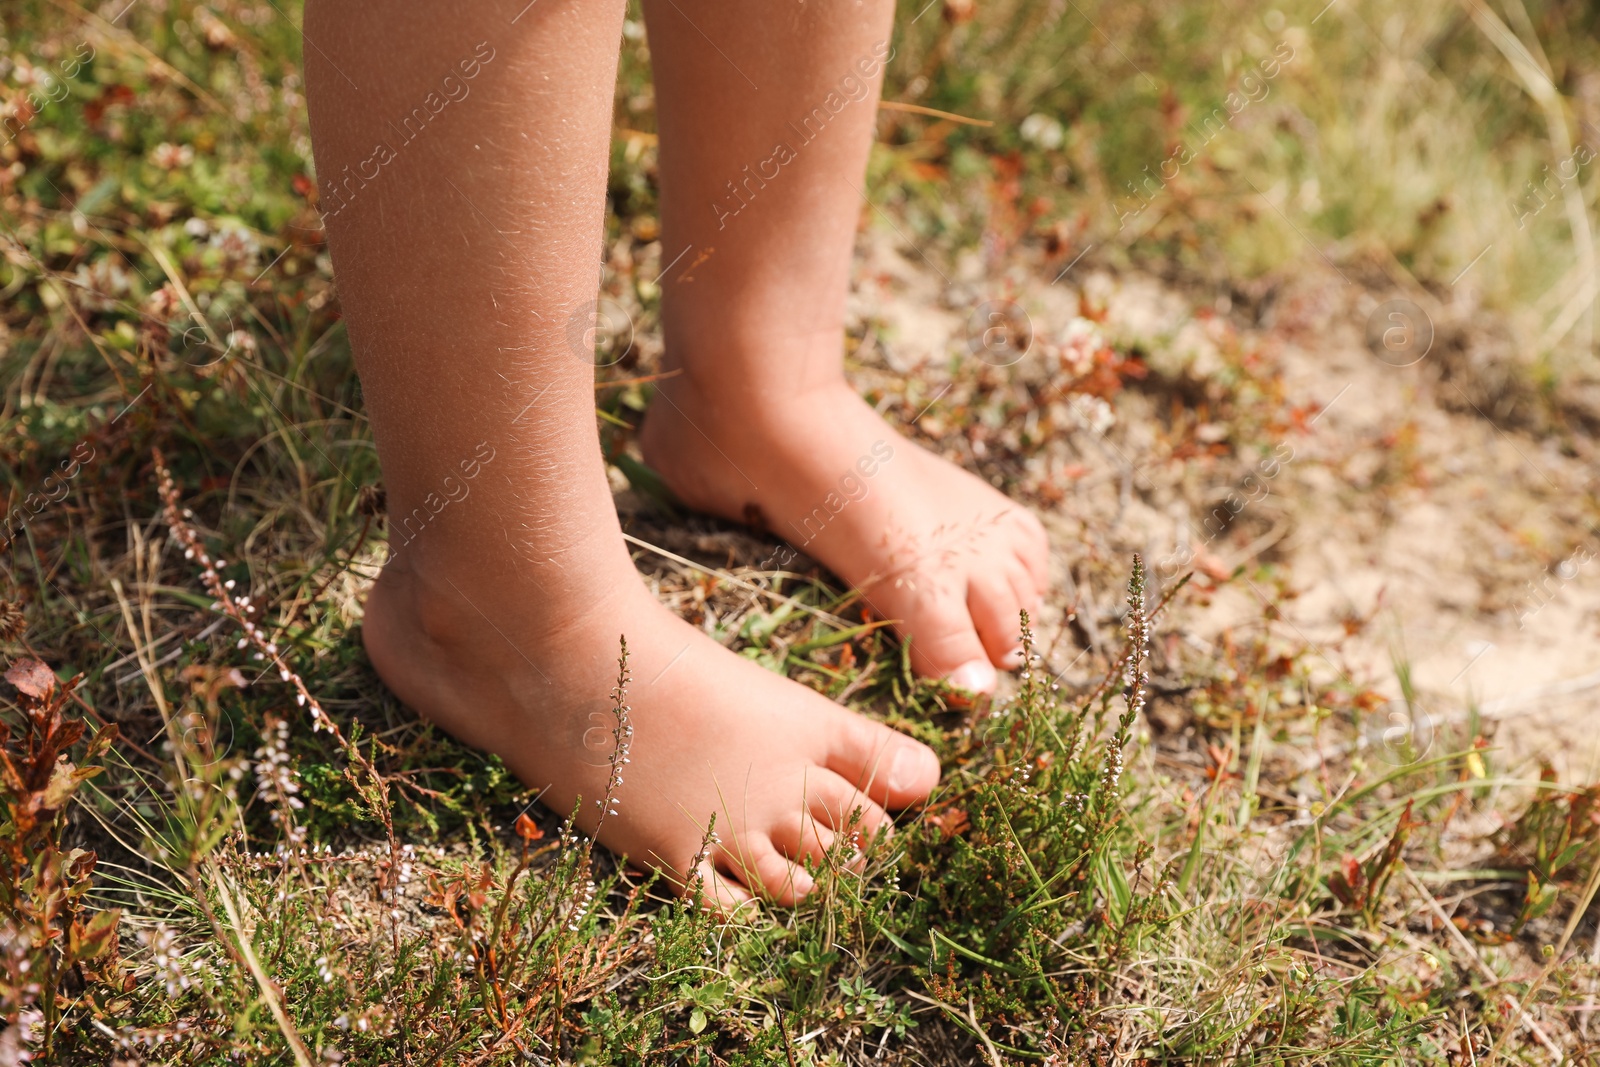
xmin=362 ymin=550 xmax=941 ymax=910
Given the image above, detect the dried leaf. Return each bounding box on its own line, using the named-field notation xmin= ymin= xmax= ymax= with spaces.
xmin=927 ymin=807 xmax=970 ymax=840
xmin=6 ymin=658 xmax=57 ymax=700
xmin=1329 ymin=855 xmax=1366 ymax=907
xmin=42 ymin=759 xmax=83 ymax=809
xmin=67 ymin=847 xmax=97 ymax=881
xmin=85 ymin=723 xmax=120 ymax=761
xmin=69 ymin=907 xmax=120 ymax=962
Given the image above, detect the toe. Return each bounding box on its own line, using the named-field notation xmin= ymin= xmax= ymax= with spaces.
xmin=691 ymin=857 xmax=758 ymax=918
xmin=819 ymin=718 xmax=940 ymax=811
xmin=888 ymin=588 xmax=996 ymax=691
xmin=723 ymin=836 xmax=815 ymax=905
xmin=968 ymin=565 xmax=1033 ymax=669
xmin=806 ymin=767 xmax=893 ymax=844
xmin=772 ymin=813 xmax=860 ymax=874
xmin=1007 ymin=563 xmax=1044 ymax=628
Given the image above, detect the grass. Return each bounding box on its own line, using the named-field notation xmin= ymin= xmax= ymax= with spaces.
xmin=4 ymin=0 xmax=1600 ymax=1062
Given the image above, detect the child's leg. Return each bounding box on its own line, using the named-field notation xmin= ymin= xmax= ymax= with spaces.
xmin=304 ymin=0 xmax=939 ymax=908
xmin=639 ymin=0 xmax=1050 ymax=694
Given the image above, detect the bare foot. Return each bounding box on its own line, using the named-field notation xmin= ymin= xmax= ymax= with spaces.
xmin=640 ymin=378 xmax=1049 ymax=693
xmin=361 ymin=550 xmax=941 ymax=910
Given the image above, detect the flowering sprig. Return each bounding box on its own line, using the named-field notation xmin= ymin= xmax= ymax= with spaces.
xmin=152 ymin=451 xmax=331 ymax=734
xmin=558 ymin=639 xmax=636 ymax=936
xmin=234 ymin=841 xmax=436 ymax=871
xmin=253 ymin=716 xmax=307 ymax=847
xmin=592 ymin=637 xmax=634 ymax=838
xmin=136 ymin=924 xmax=206 ymax=998
xmin=683 ymin=813 xmax=724 ymax=917
xmin=1098 ymin=554 xmax=1149 ymax=809
xmin=152 ymin=450 xmax=406 ymax=952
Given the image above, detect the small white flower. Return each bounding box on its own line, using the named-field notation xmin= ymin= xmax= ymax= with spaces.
xmin=1068 ymin=394 xmax=1116 ymax=436
xmin=1056 ymin=316 xmax=1104 ymax=379
xmin=152 ymin=142 xmax=195 ymax=170
xmin=209 ymin=223 xmax=260 ymax=266
xmin=1019 ymin=113 xmax=1065 ymax=150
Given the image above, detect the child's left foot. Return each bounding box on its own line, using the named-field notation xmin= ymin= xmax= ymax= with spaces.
xmin=641 ymin=378 xmax=1049 ymax=693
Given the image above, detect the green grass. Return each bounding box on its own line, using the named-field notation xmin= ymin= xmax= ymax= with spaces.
xmin=4 ymin=0 xmax=1600 ymax=1062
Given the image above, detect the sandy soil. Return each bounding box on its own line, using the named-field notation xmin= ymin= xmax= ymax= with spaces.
xmin=839 ymin=234 xmax=1600 ymax=778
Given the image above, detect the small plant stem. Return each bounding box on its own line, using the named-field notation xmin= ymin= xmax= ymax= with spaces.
xmin=775 ymin=1003 xmax=800 ymax=1067
xmin=307 ymin=510 xmax=373 ymax=603
xmin=551 ymin=960 xmax=565 ymax=1062
xmin=967 ymin=997 xmax=1006 ymax=1067
xmin=1405 ymin=867 xmax=1561 ymax=1062
xmin=1236 ymin=712 xmax=1266 ymax=829
xmin=621 ymin=531 xmax=850 ymax=626
xmin=1482 ymin=852 xmax=1600 ymax=1063
xmin=1177 ymin=781 xmax=1219 ymax=896
xmin=203 ymin=858 xmax=316 ymax=1067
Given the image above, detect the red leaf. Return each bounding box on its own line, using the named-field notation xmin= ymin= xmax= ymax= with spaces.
xmin=6 ymin=658 xmax=57 ymax=700
xmin=927 ymin=807 xmax=970 ymax=839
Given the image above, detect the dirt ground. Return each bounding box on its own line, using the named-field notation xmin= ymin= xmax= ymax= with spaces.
xmin=832 ymin=233 xmax=1600 ymax=779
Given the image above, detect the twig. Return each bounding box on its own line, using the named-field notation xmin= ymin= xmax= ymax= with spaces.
xmin=775 ymin=1003 xmax=801 ymax=1067
xmin=594 ymin=368 xmax=682 ymax=390
xmin=308 ymin=512 xmax=374 ymax=603
xmin=622 ymin=532 xmax=850 ymax=627
xmin=967 ymin=997 xmax=1006 ymax=1067
xmin=1404 ymin=868 xmax=1563 ymax=1061
xmin=1486 ymin=854 xmax=1600 ymax=1064
xmin=877 ymin=100 xmax=995 ymax=127
xmin=835 ymin=659 xmax=880 ymax=704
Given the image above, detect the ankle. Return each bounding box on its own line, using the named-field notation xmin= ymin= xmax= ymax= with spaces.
xmin=651 ymin=366 xmax=852 ymax=441
xmin=368 ymin=554 xmax=483 ymax=656
xmin=653 ymin=322 xmax=847 ymax=406
xmin=372 ymin=541 xmax=639 ymax=657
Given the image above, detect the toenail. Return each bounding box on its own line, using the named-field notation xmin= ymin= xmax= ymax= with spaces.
xmin=948 ymin=659 xmax=997 ymax=694
xmin=888 ymin=743 xmax=940 ymax=792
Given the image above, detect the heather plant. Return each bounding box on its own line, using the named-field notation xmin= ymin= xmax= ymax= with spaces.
xmin=898 ymin=560 xmax=1172 ymax=1035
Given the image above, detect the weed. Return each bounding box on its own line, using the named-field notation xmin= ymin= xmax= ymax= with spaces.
xmin=0 ymin=658 xmax=121 ymax=1061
